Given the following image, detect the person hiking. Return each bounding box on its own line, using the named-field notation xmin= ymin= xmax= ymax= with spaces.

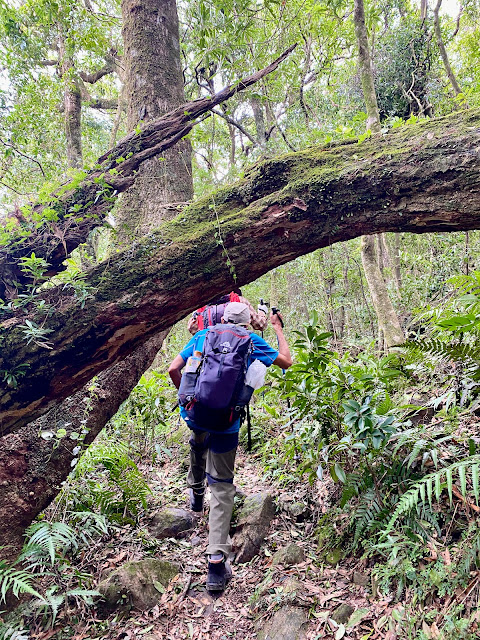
xmin=168 ymin=301 xmax=292 ymax=592
xmin=187 ymin=288 xmax=269 ymax=335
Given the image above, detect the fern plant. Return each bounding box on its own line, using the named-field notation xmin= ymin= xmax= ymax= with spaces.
xmin=385 ymin=455 xmax=480 ymax=533
xmin=72 ymin=441 xmax=151 ymax=522
xmin=19 ymin=521 xmax=79 ymax=568
xmin=0 ymin=559 xmax=41 ymax=604
xmin=0 ymin=625 xmax=30 ymax=640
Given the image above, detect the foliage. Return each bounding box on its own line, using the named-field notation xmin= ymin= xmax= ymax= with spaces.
xmin=69 ymin=441 xmax=151 ymax=523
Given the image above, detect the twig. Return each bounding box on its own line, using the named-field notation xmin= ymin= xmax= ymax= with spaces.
xmin=451 ymin=485 xmax=480 ymax=513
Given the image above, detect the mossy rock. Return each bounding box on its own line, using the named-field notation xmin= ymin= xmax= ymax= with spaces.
xmin=324 ymin=548 xmax=343 ymax=566
xmin=272 ymin=543 xmax=306 ymax=567
xmin=233 ymin=493 xmax=276 ymax=563
xmin=332 ymin=603 xmax=355 ymax=625
xmin=98 ymin=558 xmax=179 ymax=612
xmin=257 ymin=605 xmax=307 ymax=640
xmin=148 ymin=507 xmax=195 ymax=539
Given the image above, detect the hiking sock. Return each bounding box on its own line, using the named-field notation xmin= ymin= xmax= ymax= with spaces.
xmin=189 ymin=487 xmax=205 ymax=512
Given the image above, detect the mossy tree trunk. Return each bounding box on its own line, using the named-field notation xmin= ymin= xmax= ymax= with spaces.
xmin=354 ymin=0 xmax=403 ymax=349
xmin=117 ymin=0 xmax=193 ymax=240
xmin=353 ymin=0 xmax=381 ymax=134
xmin=2 ymin=108 xmax=480 ymax=434
xmin=0 ymin=0 xmax=194 ymax=564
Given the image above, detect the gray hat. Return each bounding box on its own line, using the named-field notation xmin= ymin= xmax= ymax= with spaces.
xmin=223 ymin=301 xmax=251 ymax=325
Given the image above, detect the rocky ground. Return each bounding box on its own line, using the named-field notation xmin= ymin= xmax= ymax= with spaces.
xmin=24 ymin=435 xmax=416 ymax=640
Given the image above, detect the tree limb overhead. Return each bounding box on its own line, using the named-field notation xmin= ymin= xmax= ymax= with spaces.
xmin=0 ymin=44 xmax=297 ymax=301
xmin=1 ymin=107 xmax=480 ymax=435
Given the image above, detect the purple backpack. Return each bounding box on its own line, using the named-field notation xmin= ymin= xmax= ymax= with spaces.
xmin=178 ymin=323 xmax=253 ymax=431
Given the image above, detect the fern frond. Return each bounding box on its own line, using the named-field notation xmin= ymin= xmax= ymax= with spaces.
xmin=21 ymin=521 xmax=78 ymax=568
xmin=0 ymin=560 xmax=41 ymax=604
xmin=0 ymin=625 xmax=30 ymax=640
xmin=385 ymin=455 xmax=480 ymax=533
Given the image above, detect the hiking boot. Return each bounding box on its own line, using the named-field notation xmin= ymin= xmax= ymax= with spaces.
xmin=206 ymin=554 xmax=232 ymax=592
xmin=189 ymin=488 xmax=204 ymax=512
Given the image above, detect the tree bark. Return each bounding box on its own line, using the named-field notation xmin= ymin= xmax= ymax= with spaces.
xmin=59 ymin=36 xmax=83 ymax=169
xmin=353 ymin=0 xmax=381 ymax=133
xmin=433 ymin=0 xmax=463 ymax=98
xmin=0 ymin=331 xmax=166 ymax=561
xmin=360 ymin=235 xmax=405 ymax=348
xmin=2 ymin=108 xmax=480 ymax=433
xmin=392 ymin=233 xmax=402 ymax=295
xmin=0 ymin=46 xmax=296 ymax=302
xmin=251 ymin=97 xmax=267 ymax=150
xmin=117 ymin=0 xmax=193 ymax=239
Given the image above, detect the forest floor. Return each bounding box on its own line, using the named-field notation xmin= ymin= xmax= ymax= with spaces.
xmin=24 ymin=428 xmax=448 ymax=640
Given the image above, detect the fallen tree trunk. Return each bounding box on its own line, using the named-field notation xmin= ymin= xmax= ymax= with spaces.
xmin=2 ymin=108 xmax=480 ymax=434
xmin=0 ymin=331 xmax=167 ymax=560
xmin=0 ymin=45 xmax=296 ymax=301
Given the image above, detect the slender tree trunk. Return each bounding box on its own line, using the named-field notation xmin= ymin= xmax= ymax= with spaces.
xmin=59 ymin=36 xmax=83 ymax=169
xmin=118 ymin=0 xmax=193 ymax=240
xmin=354 ymin=0 xmax=403 ymax=347
xmin=251 ymin=97 xmax=267 ymax=150
xmin=392 ymin=233 xmax=402 ymax=295
xmin=353 ymin=0 xmax=381 ymax=134
xmin=361 ymin=235 xmax=404 ymax=348
xmin=433 ymin=0 xmax=463 ymax=98
xmin=421 ymin=0 xmax=428 ymax=20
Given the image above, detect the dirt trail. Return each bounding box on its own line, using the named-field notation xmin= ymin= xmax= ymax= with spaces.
xmin=87 ymin=449 xmax=384 ymax=640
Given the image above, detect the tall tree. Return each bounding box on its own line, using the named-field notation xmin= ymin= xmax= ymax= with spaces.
xmin=354 ymin=0 xmax=381 ymax=134
xmin=117 ymin=0 xmax=193 ymax=240
xmin=353 ymin=0 xmax=404 ymax=348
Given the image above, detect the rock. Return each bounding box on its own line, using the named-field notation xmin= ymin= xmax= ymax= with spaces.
xmin=232 ymin=492 xmax=275 ymax=563
xmin=257 ymin=605 xmax=307 ymax=640
xmin=324 ymin=548 xmax=343 ymax=566
xmin=282 ymin=577 xmax=303 ymax=596
xmin=279 ymin=497 xmax=309 ymax=522
xmin=352 ymin=571 xmax=369 ymax=587
xmin=148 ymin=508 xmax=195 ymax=539
xmin=98 ymin=558 xmax=179 ymax=612
xmin=190 ymin=534 xmax=202 ymax=547
xmin=332 ymin=603 xmax=355 ymax=625
xmin=272 ymin=543 xmax=306 ymax=567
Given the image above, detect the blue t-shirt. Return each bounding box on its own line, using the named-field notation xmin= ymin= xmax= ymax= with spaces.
xmin=178 ymin=328 xmax=279 ymax=433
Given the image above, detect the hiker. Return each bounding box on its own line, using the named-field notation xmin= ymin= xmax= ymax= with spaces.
xmin=168 ymin=301 xmax=292 ymax=592
xmin=187 ymin=288 xmax=269 ymax=334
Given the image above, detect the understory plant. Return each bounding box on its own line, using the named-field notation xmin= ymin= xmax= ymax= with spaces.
xmin=267 ymin=306 xmax=480 ymax=600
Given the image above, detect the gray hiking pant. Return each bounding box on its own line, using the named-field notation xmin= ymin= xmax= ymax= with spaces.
xmin=187 ymin=430 xmax=238 ymax=558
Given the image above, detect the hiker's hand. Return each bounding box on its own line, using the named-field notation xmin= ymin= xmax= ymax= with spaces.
xmin=258 ymin=303 xmax=268 ymax=315
xmin=270 ymin=311 xmax=284 ymax=330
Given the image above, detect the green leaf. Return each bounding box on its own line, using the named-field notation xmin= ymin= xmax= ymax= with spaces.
xmin=153 ymin=581 xmax=165 ymax=593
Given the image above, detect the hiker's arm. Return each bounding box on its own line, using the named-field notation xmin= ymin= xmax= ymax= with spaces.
xmin=168 ymin=354 xmax=185 ymax=389
xmin=270 ymin=313 xmax=293 ymax=369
